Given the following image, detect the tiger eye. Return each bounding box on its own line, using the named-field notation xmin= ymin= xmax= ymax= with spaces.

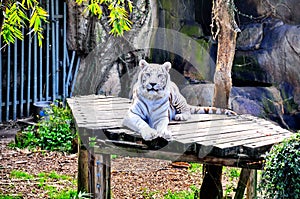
xmin=158 ymin=74 xmax=164 ymax=78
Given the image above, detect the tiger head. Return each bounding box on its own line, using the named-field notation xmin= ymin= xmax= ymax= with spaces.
xmin=137 ymin=60 xmax=171 ymax=100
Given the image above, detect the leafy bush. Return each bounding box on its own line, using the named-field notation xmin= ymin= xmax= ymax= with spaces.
xmin=16 ymin=102 xmax=76 ymax=152
xmin=259 ymin=132 xmax=300 ymax=198
xmin=164 ymin=185 xmax=199 ymax=199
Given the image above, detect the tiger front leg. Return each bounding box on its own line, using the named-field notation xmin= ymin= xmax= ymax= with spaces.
xmin=122 ymin=111 xmax=159 ymax=141
xmin=155 ymin=118 xmax=173 ymax=141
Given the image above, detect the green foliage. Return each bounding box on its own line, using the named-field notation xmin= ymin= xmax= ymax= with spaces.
xmin=164 ymin=185 xmax=199 ymax=199
xmin=1 ymin=0 xmax=48 ymax=46
xmin=223 ymin=167 xmax=240 ymax=196
xmin=111 ymin=154 xmax=118 ymax=159
xmin=7 ymin=169 xmax=88 ymax=198
xmin=188 ymin=163 xmax=202 ymax=173
xmin=1 ymin=0 xmax=132 ymax=46
xmin=10 ymin=170 xmax=34 ymax=180
xmin=75 ymin=0 xmax=133 ymax=36
xmin=140 ymin=186 xmax=199 ymax=199
xmin=15 ymin=102 xmax=76 ymax=152
xmin=0 ymin=195 xmax=22 ymax=199
xmin=259 ymin=132 xmax=300 ymax=198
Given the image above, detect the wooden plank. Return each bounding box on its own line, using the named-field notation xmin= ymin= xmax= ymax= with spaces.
xmin=169 ymin=114 xmax=238 ymax=125
xmin=78 ymin=144 xmax=89 ymax=193
xmin=246 ymin=170 xmax=257 ymax=199
xmin=73 ymin=104 xmax=129 ymax=111
xmin=243 ymin=131 xmax=292 ymax=149
xmin=74 ymin=115 xmax=125 ymax=124
xmin=195 ymin=128 xmax=282 ymax=146
xmin=175 ymin=122 xmax=275 ymax=143
xmin=170 ymin=120 xmax=269 ymax=138
xmin=77 ymin=122 xmax=123 ymax=129
xmin=169 ymin=118 xmax=252 ymax=134
xmin=72 ymin=96 xmax=131 ymax=104
xmin=93 ymin=146 xmax=263 ymax=169
xmin=94 ymin=154 xmax=111 ymax=199
xmin=216 ymin=131 xmax=291 ymax=149
xmin=234 ymin=168 xmax=251 ymax=199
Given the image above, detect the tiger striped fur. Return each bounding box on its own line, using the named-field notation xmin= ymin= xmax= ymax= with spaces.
xmin=122 ymin=60 xmax=236 ymax=141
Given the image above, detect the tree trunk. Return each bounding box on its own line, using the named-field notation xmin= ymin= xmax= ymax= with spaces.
xmin=0 ymin=0 xmax=9 ymax=34
xmin=200 ymin=0 xmax=239 ymax=198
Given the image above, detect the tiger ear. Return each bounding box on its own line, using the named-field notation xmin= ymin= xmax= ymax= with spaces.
xmin=139 ymin=59 xmax=148 ymax=69
xmin=163 ymin=62 xmax=172 ymax=72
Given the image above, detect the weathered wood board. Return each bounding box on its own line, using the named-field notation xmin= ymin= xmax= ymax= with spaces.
xmin=67 ymin=95 xmax=294 ymax=168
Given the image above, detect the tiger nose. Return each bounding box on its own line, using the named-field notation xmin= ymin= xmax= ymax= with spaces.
xmin=149 ymin=83 xmax=157 ymax=87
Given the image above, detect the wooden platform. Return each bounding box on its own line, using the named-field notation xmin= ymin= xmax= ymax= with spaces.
xmin=67 ymin=94 xmax=294 ymax=198
xmin=67 ymin=94 xmax=293 ymax=168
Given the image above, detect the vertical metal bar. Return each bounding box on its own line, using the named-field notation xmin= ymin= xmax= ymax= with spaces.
xmin=51 ymin=0 xmax=56 ymax=101
xmin=33 ymin=35 xmax=38 ymax=104
xmin=66 ymin=51 xmax=76 ymax=97
xmin=39 ymin=0 xmax=43 ymax=101
xmin=6 ymin=45 xmax=11 ymax=121
xmin=39 ymin=37 xmax=43 ymax=101
xmin=46 ymin=0 xmax=50 ymax=101
xmin=70 ymin=57 xmax=81 ymax=97
xmin=55 ymin=0 xmax=59 ymax=99
xmin=13 ymin=40 xmax=18 ymax=120
xmin=27 ymin=35 xmax=32 ymax=117
xmin=20 ymin=29 xmax=25 ymax=117
xmin=62 ymin=2 xmax=67 ymax=101
xmin=0 ymin=38 xmax=2 ymax=122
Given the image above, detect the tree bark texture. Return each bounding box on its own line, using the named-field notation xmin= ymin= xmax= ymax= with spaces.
xmin=201 ymin=0 xmax=239 ymax=198
xmin=212 ymin=0 xmax=238 ymax=109
xmin=0 ymin=0 xmax=9 ymax=33
xmin=66 ymin=1 xmax=108 ymax=55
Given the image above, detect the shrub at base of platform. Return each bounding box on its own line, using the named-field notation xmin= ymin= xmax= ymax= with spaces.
xmin=259 ymin=132 xmax=300 ymax=198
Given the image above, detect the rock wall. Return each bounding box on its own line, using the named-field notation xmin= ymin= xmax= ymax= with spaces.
xmin=72 ymin=0 xmax=155 ymax=96
xmin=151 ymin=0 xmax=215 ymax=82
xmin=70 ymin=0 xmax=300 ymax=130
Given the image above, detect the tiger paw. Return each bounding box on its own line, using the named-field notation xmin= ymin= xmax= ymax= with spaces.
xmin=174 ymin=113 xmax=190 ymax=121
xmin=158 ymin=129 xmax=173 ymax=141
xmin=226 ymin=110 xmax=237 ymax=116
xmin=140 ymin=127 xmax=159 ymax=141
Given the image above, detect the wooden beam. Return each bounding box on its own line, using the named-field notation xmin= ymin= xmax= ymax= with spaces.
xmin=78 ymin=144 xmax=89 ymax=193
xmin=234 ymin=168 xmax=251 ymax=199
xmin=246 ymin=170 xmax=257 ymax=199
xmin=94 ymin=154 xmax=111 ymax=199
xmin=94 ymin=146 xmax=264 ymax=169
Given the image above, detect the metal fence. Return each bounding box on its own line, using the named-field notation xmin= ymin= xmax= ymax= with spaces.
xmin=0 ymin=0 xmax=80 ymax=122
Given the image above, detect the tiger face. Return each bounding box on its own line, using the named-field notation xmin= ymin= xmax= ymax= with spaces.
xmin=137 ymin=60 xmax=171 ymax=100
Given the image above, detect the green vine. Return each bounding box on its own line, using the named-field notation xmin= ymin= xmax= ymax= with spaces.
xmin=259 ymin=132 xmax=300 ymax=198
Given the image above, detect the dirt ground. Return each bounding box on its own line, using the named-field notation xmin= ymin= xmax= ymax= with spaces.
xmin=0 ymin=122 xmax=238 ymax=198
xmin=0 ymin=122 xmax=204 ymax=198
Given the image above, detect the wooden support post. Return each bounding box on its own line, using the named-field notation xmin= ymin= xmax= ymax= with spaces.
xmin=246 ymin=170 xmax=257 ymax=199
xmin=234 ymin=168 xmax=251 ymax=199
xmin=94 ymin=154 xmax=111 ymax=199
xmin=200 ymin=165 xmax=223 ymax=199
xmin=78 ymin=144 xmax=89 ymax=193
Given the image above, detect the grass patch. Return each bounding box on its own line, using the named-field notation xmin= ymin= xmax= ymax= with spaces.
xmin=223 ymin=167 xmax=241 ymax=197
xmin=0 ymin=195 xmax=22 ymax=199
xmin=188 ymin=163 xmax=202 ymax=173
xmin=164 ymin=185 xmax=199 ymax=199
xmin=7 ymin=170 xmax=80 ymax=198
xmin=10 ymin=170 xmax=34 ymax=180
xmin=140 ymin=186 xmax=200 ymax=199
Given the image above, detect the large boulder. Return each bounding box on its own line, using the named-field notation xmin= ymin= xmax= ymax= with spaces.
xmin=180 ymin=84 xmax=298 ymax=130
xmin=235 ymin=0 xmax=300 ymax=25
xmin=234 ymin=19 xmax=300 ymax=109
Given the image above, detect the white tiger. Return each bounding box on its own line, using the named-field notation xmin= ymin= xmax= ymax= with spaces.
xmin=122 ymin=60 xmax=236 ymax=141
